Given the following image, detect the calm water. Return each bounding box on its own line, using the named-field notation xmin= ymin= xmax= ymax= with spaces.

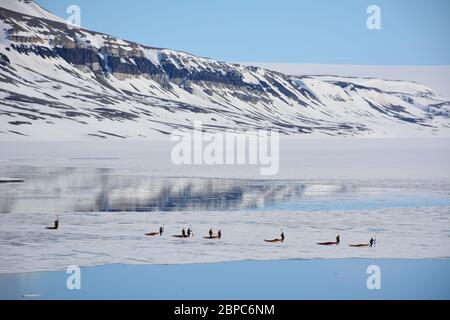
xmin=1 ymin=259 xmax=449 ymax=300
xmin=0 ymin=165 xmax=449 ymax=274
xmin=1 ymin=166 xmax=449 ymax=214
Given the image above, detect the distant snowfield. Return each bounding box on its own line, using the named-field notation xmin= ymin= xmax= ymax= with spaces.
xmin=1 ymin=138 xmax=449 ymax=180
xmin=242 ymin=63 xmax=450 ymax=99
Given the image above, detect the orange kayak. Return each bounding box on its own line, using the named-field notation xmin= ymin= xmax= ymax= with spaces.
xmin=265 ymin=239 xmax=283 ymax=243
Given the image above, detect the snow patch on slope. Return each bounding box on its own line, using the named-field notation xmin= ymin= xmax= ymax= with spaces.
xmin=0 ymin=0 xmax=66 ymax=23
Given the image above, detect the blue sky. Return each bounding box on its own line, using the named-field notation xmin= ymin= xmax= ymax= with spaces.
xmin=36 ymin=0 xmax=450 ymax=65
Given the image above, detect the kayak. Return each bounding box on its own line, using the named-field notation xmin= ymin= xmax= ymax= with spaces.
xmin=349 ymin=244 xmax=370 ymax=247
xmin=145 ymin=232 xmax=160 ymax=236
xmin=172 ymin=235 xmax=189 ymax=238
xmin=264 ymin=239 xmax=283 ymax=243
xmin=46 ymin=226 xmax=58 ymax=230
xmin=317 ymin=242 xmax=338 ymax=246
xmin=0 ymin=178 xmax=25 ymax=184
xmin=204 ymin=236 xmax=220 ymax=239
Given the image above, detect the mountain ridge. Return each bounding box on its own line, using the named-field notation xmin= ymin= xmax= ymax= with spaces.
xmin=0 ymin=0 xmax=449 ymax=140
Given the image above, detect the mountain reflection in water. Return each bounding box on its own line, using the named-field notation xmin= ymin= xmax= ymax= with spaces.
xmin=0 ymin=166 xmax=359 ymax=214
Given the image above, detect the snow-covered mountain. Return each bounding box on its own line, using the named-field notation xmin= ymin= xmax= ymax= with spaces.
xmin=0 ymin=0 xmax=449 ymax=140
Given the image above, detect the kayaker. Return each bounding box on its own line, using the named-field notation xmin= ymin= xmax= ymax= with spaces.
xmin=281 ymin=231 xmax=285 ymax=242
xmin=182 ymin=228 xmax=186 ymax=237
xmin=336 ymin=234 xmax=340 ymax=245
xmin=47 ymin=217 xmax=59 ymax=230
xmin=159 ymin=225 xmax=164 ymax=236
xmin=217 ymin=230 xmax=222 ymax=239
xmin=53 ymin=218 xmax=59 ymax=230
xmin=187 ymin=227 xmax=192 ymax=237
xmin=46 ymin=217 xmax=59 ymax=230
xmin=209 ymin=228 xmax=213 ymax=238
xmin=369 ymin=237 xmax=374 ymax=247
